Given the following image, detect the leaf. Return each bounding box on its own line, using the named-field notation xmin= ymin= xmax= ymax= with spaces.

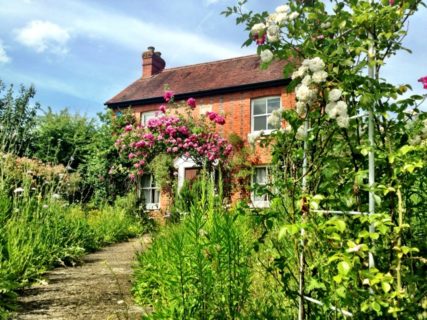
xmin=371 ymin=301 xmax=381 ymax=314
xmin=382 ymin=282 xmax=391 ymax=293
xmin=338 ymin=261 xmax=351 ymax=276
xmin=278 ymin=224 xmax=299 ymax=239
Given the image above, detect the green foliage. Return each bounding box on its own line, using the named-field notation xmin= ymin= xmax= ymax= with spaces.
xmin=0 ymin=156 xmax=143 ymax=317
xmin=133 ymin=177 xmax=254 ymax=319
xmin=0 ymin=81 xmax=39 ymax=156
xmin=226 ymin=0 xmax=426 ymax=318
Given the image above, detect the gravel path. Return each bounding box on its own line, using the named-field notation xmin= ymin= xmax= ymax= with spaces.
xmin=12 ymin=236 xmax=150 ymax=320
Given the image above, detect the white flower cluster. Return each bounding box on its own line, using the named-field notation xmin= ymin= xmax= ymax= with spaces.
xmin=292 ymin=57 xmax=328 ymax=117
xmin=325 ymin=89 xmax=349 ymax=128
xmin=252 ymin=4 xmax=300 ymax=63
xmin=295 ymin=125 xmax=307 ymax=140
xmin=260 ymin=49 xmax=274 ymax=63
xmin=248 ymin=131 xmax=263 ymax=145
xmin=267 ymin=108 xmax=282 ymax=128
xmin=409 ymin=119 xmax=427 ymax=145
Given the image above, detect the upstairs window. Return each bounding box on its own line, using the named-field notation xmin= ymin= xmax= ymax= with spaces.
xmin=141 ymin=174 xmax=160 ymax=210
xmin=251 ymin=97 xmax=281 ymax=132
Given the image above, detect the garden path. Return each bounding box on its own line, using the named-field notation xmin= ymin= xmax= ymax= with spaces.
xmin=13 ymin=236 xmax=150 ymax=320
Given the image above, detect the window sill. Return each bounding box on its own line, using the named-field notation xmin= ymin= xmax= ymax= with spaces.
xmin=146 ymin=203 xmax=160 ymax=210
xmin=250 ymin=201 xmax=270 ymax=209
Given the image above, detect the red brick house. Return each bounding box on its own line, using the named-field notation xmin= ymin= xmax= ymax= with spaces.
xmin=106 ymin=46 xmax=294 ymax=211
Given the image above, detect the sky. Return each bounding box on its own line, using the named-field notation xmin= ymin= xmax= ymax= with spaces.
xmin=0 ymin=0 xmax=426 ymax=118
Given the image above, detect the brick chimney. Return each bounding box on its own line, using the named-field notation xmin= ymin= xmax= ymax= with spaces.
xmin=142 ymin=46 xmax=165 ymax=78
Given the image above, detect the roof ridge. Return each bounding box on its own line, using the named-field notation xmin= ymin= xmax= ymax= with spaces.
xmin=163 ymin=54 xmax=259 ymax=72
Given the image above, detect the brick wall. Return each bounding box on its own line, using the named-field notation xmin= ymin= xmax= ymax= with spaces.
xmin=129 ymin=85 xmax=295 ymax=164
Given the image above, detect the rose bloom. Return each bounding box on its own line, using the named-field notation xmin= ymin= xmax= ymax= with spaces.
xmin=187 ymin=97 xmax=196 ymax=109
xmin=159 ymin=104 xmax=167 ymax=113
xmin=163 ymin=90 xmax=174 ymax=102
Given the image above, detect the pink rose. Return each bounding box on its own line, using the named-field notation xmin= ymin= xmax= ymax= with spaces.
xmin=389 ymin=0 xmax=395 ymax=5
xmin=206 ymin=111 xmax=217 ymax=121
xmin=159 ymin=104 xmax=167 ymax=113
xmin=163 ymin=90 xmax=174 ymax=102
xmin=418 ymin=76 xmax=427 ymax=89
xmin=124 ymin=124 xmax=133 ymax=132
xmin=187 ymin=97 xmax=196 ymax=109
xmin=214 ymin=115 xmax=226 ymax=125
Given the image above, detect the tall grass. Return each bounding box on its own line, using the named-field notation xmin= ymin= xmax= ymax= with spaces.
xmin=133 ymin=174 xmax=254 ymax=319
xmin=0 ymin=155 xmax=143 ymax=319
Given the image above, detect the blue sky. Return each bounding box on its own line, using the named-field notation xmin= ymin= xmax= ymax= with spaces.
xmin=0 ymin=0 xmax=425 ymax=118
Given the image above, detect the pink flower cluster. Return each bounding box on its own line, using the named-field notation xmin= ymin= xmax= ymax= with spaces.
xmin=116 ymin=96 xmax=232 ymax=176
xmin=418 ymin=76 xmax=427 ymax=89
xmin=206 ymin=111 xmax=226 ymax=125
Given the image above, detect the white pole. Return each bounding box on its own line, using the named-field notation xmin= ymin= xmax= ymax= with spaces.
xmin=368 ymin=0 xmax=376 ymax=269
xmin=298 ymin=115 xmax=309 ymax=320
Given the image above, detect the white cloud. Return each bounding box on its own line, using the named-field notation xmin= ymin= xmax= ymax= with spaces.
xmin=15 ymin=20 xmax=70 ymax=55
xmin=0 ymin=40 xmax=11 ymax=63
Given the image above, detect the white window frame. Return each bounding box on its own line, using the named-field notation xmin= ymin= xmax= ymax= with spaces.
xmin=250 ymin=96 xmax=282 ymax=133
xmin=141 ymin=111 xmax=158 ymax=126
xmin=251 ymin=166 xmax=271 ymax=208
xmin=140 ymin=173 xmax=160 ymax=210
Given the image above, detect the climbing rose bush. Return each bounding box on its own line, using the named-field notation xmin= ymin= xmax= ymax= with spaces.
xmin=116 ymin=95 xmax=232 ymax=177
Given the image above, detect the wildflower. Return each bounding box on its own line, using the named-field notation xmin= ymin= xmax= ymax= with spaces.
xmin=14 ymin=187 xmax=24 ymax=194
xmin=163 ymin=90 xmax=174 ymax=102
xmin=418 ymin=76 xmax=427 ymax=89
xmin=159 ymin=104 xmax=167 ymax=113
xmin=260 ymin=49 xmax=274 ymax=63
xmin=187 ymin=97 xmax=196 ymax=109
xmin=328 ymin=89 xmax=342 ymax=102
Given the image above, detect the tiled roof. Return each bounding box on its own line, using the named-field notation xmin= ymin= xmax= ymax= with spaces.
xmin=106 ymin=55 xmax=290 ymax=106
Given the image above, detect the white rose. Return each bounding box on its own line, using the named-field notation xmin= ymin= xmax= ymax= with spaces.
xmin=308 ymin=57 xmax=325 ymax=72
xmin=335 ymin=100 xmax=348 ymax=117
xmin=336 ymin=115 xmax=349 ymax=128
xmin=267 ymin=24 xmax=280 ymax=42
xmin=329 ymin=88 xmax=342 ymax=102
xmin=275 ymin=13 xmax=288 ymax=25
xmin=325 ymin=102 xmax=337 ymax=117
xmin=302 ymin=75 xmax=312 ymax=86
xmin=276 ymin=4 xmax=290 ymax=13
xmin=295 ymin=84 xmax=313 ymax=102
xmin=312 ymin=70 xmax=328 ymax=83
xmin=320 ymin=22 xmax=331 ymax=29
xmin=260 ymin=49 xmax=274 ymax=63
xmin=251 ymin=23 xmax=266 ymax=36
xmin=291 ymin=66 xmax=308 ymax=79
xmin=296 ymin=125 xmax=307 ymax=140
xmin=296 ymin=101 xmax=307 ymax=116
xmin=288 ymin=12 xmax=299 ymax=21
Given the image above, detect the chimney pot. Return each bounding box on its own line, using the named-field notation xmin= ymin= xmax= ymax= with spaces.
xmin=142 ymin=46 xmax=165 ymax=78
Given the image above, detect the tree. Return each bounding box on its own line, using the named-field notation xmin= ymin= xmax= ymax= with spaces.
xmin=0 ymin=80 xmax=39 ymax=155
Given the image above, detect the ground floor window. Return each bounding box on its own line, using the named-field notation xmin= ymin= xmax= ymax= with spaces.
xmin=141 ymin=174 xmax=160 ymax=210
xmin=251 ymin=166 xmax=270 ymax=208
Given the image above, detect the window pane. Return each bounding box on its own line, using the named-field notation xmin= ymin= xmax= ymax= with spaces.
xmin=253 ymin=99 xmax=266 ymax=115
xmin=267 ymin=98 xmax=280 ymax=113
xmin=253 ymin=116 xmax=266 ymax=131
xmin=255 ymin=167 xmax=267 ymax=184
xmin=143 ymin=190 xmax=151 ymax=203
xmin=268 ymin=121 xmax=280 ymax=130
xmin=153 ymin=190 xmax=160 ymax=204
xmin=142 ymin=174 xmax=151 ymax=188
